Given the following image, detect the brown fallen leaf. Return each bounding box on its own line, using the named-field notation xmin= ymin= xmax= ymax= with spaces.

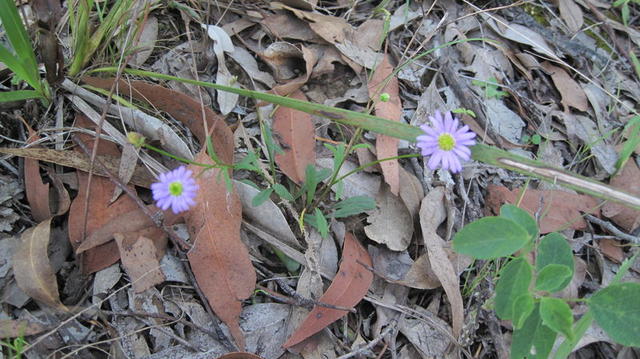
xmin=399 ymin=166 xmax=424 ymax=219
xmin=271 ymin=45 xmax=317 ymax=97
xmin=283 ymin=232 xmax=373 ymax=348
xmin=602 ymin=160 xmax=640 ymax=232
xmin=598 ymin=238 xmax=625 ymax=264
xmin=559 ymin=0 xmax=583 ymax=34
xmin=75 ymin=206 xmax=156 ymax=254
xmin=541 ymin=62 xmax=588 ymax=112
xmin=115 ymin=229 xmax=166 ymax=293
xmin=0 ymin=147 xmax=155 ymax=188
xmin=0 ymin=319 xmax=46 ymax=339
xmin=24 ymin=127 xmax=51 ymax=221
xmin=485 ymin=185 xmax=600 ymax=233
xmin=12 ymin=218 xmax=67 ymax=311
xmin=368 ymin=55 xmax=401 ymax=195
xmin=273 ymin=90 xmax=316 ymax=184
xmin=419 ymin=187 xmax=464 ymax=338
xmin=185 ymin=151 xmax=256 ymax=351
xmin=68 ymin=115 xmax=144 ymax=274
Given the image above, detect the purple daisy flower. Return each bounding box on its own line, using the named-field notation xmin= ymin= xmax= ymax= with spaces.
xmin=151 ymin=166 xmax=198 ymax=214
xmin=416 ymin=111 xmax=477 ymax=173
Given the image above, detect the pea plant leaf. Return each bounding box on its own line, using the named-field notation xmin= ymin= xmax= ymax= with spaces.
xmin=589 ymin=282 xmax=640 ymax=347
xmin=452 ymin=217 xmax=530 ymax=259
xmin=494 ymin=257 xmax=532 ymax=320
xmin=536 ymin=232 xmax=574 ymax=291
xmin=499 ymin=204 xmax=538 ymax=240
xmin=511 ymin=304 xmax=557 ymax=359
xmin=283 ymin=233 xmax=373 ymax=348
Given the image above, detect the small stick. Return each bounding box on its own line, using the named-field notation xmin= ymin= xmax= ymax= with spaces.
xmin=336 ymin=322 xmax=396 ymax=359
xmin=585 ymin=214 xmax=640 ymax=244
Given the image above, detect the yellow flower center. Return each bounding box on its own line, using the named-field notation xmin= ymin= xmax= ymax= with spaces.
xmin=168 ymin=181 xmax=184 ymax=196
xmin=437 ymin=133 xmax=456 ymax=151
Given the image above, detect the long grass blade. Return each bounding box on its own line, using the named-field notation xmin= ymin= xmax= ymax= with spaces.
xmin=0 ymin=0 xmax=39 ymax=87
xmin=88 ymin=68 xmax=640 ymax=211
xmin=0 ymin=90 xmax=43 ymax=102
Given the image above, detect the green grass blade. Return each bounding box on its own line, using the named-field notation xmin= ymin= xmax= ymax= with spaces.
xmin=91 ymin=67 xmax=424 ymax=141
xmin=0 ymin=45 xmax=29 ymax=82
xmin=89 ymin=68 xmax=640 ymax=211
xmin=0 ymin=90 xmax=43 ymax=102
xmin=0 ymin=0 xmax=40 ymax=86
xmin=615 ymin=115 xmax=640 ymax=172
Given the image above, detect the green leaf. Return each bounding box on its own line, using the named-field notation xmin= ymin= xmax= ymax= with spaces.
xmin=589 ymin=282 xmax=640 ymax=346
xmin=272 ymin=183 xmax=294 ymax=201
xmin=495 ymin=257 xmax=533 ymax=320
xmin=622 ymin=3 xmax=630 ymax=26
xmin=314 ymin=208 xmax=329 ymax=239
xmin=222 ymin=170 xmax=233 ymax=194
xmin=333 ymin=196 xmax=376 ymax=218
xmin=272 ymin=247 xmax=301 ymax=273
xmin=0 ymin=90 xmax=43 ymax=102
xmin=554 ymin=311 xmax=593 ymax=359
xmin=499 ymin=204 xmax=538 ymax=241
xmin=540 ymin=297 xmax=574 ymax=340
xmin=453 ymin=217 xmax=530 ymax=259
xmin=615 ymin=115 xmax=640 ymax=172
xmin=512 ymin=293 xmax=535 ymax=329
xmin=235 ymin=151 xmax=260 ymax=172
xmin=0 ymin=0 xmax=40 ymax=87
xmin=303 ymin=165 xmax=331 ymax=207
xmin=535 ymin=264 xmax=572 ymax=293
xmin=252 ymin=188 xmax=274 ymax=207
xmin=531 ymin=134 xmax=542 ymax=145
xmin=512 ymin=304 xmax=557 ymax=359
xmin=536 ymin=232 xmax=574 ymax=291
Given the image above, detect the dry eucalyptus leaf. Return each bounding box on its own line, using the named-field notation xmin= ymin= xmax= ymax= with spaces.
xmin=559 ymin=0 xmax=583 ymax=34
xmin=541 ymin=62 xmax=588 ymax=112
xmin=13 ymin=219 xmax=67 ymax=311
xmin=419 ymin=187 xmax=464 ymax=337
xmin=316 ymin=159 xmax=380 ymax=199
xmin=602 ymin=160 xmax=640 ymax=232
xmin=129 ymin=15 xmax=158 ymax=66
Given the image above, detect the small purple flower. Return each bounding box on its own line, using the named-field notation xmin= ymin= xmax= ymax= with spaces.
xmin=416 ymin=111 xmax=476 ymax=173
xmin=151 ymin=166 xmax=198 ymax=214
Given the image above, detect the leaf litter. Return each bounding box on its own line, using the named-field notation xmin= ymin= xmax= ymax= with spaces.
xmin=3 ymin=1 xmax=640 ymax=358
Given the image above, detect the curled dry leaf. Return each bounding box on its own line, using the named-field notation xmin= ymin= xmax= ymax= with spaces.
xmin=13 ymin=218 xmax=67 ymax=311
xmin=185 ymin=152 xmax=256 ymax=351
xmin=364 ymin=184 xmax=413 ymax=251
xmin=419 ymin=187 xmax=464 ymax=337
xmin=273 ymin=90 xmax=316 ymax=184
xmin=602 ymin=160 xmax=640 ymax=232
xmin=485 ymin=184 xmax=601 ymax=233
xmin=368 ymin=55 xmax=401 ymax=195
xmin=283 ymin=233 xmax=373 ymax=348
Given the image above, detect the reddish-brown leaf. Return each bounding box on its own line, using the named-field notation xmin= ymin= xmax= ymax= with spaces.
xmin=13 ymin=218 xmax=67 ymax=311
xmin=81 ymin=77 xmax=234 ymax=164
xmin=602 ymin=160 xmax=640 ymax=232
xmin=75 ymin=206 xmax=156 ymax=254
xmin=68 ymin=115 xmax=143 ymax=274
xmin=24 ymin=127 xmax=51 ymax=221
xmin=485 ymin=185 xmax=600 ymax=233
xmin=283 ymin=233 xmax=373 ymax=348
xmin=185 ymin=151 xmax=256 ymax=351
xmin=115 ymin=228 xmax=167 ymax=293
xmin=368 ymin=55 xmax=401 ymax=195
xmin=273 ymin=90 xmax=316 ymax=184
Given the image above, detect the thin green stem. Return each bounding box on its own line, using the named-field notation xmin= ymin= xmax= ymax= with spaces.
xmin=331 ymin=153 xmax=421 ymax=187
